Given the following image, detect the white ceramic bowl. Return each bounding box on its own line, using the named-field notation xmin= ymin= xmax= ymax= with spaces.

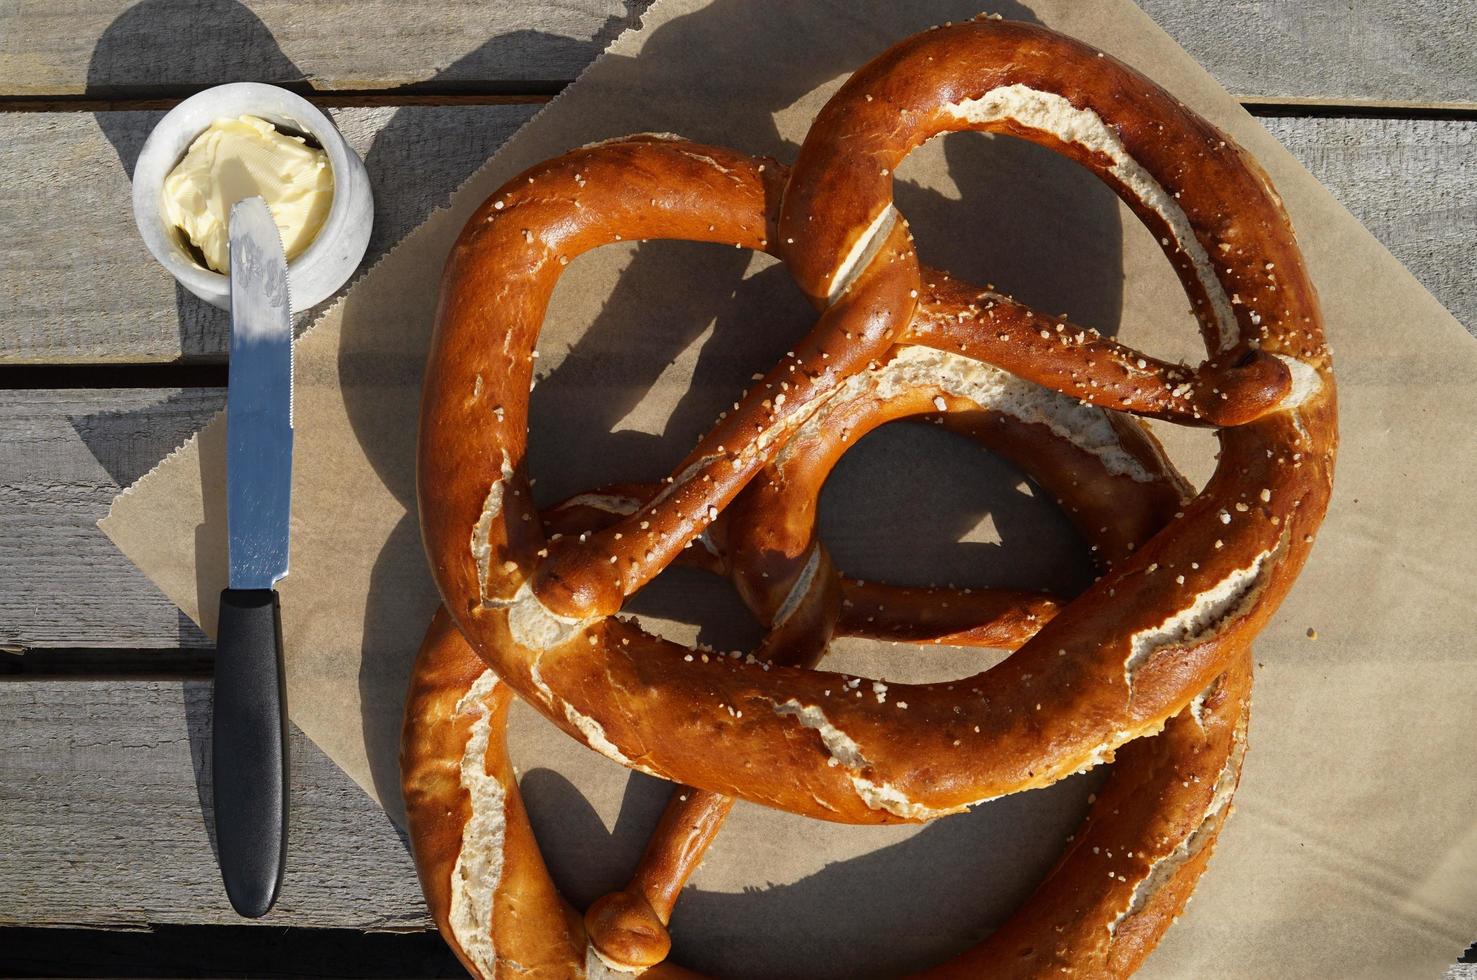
xmin=132 ymin=82 xmax=373 ymax=311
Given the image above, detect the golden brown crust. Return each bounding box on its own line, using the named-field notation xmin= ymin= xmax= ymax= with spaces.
xmin=584 ymin=789 xmax=734 ymax=969
xmin=909 ymin=272 xmax=1292 ymax=427
xmin=914 ymin=651 xmax=1251 ymax=978
xmin=407 ymin=626 xmax=1250 ymax=980
xmin=400 ymin=611 xmax=485 ymax=978
xmin=402 ymin=610 xmax=588 ymax=979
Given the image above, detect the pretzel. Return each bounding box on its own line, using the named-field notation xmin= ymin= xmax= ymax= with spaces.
xmin=404 ymin=345 xmax=1252 ymax=975
xmin=418 ymin=7 xmax=1331 ymax=824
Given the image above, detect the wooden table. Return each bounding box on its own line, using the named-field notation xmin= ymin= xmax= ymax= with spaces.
xmin=2 ymin=1 xmax=1473 ymax=974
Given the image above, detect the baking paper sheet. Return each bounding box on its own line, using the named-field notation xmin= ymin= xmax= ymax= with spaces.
xmin=101 ymin=1 xmax=1477 ymax=975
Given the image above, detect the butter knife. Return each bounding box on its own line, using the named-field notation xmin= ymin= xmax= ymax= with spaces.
xmin=214 ymin=196 xmax=292 ymax=918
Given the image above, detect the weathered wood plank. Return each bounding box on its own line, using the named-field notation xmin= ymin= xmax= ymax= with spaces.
xmin=0 ymin=0 xmax=647 ymax=96
xmin=0 ymin=388 xmax=221 ymax=650
xmin=3 ymin=110 xmax=1471 ymax=363
xmin=0 ymin=679 xmax=428 ymax=929
xmin=1263 ymin=115 xmax=1476 ymax=335
xmin=2 ymin=112 xmax=1471 ymax=364
xmin=0 ymin=104 xmax=538 ymax=363
xmin=2 ymin=1 xmax=1474 ymax=106
xmin=3 ymin=679 xmax=1474 ymax=979
xmin=1140 ymin=0 xmax=1477 ymax=108
xmin=1 ymin=112 xmax=1472 ymax=365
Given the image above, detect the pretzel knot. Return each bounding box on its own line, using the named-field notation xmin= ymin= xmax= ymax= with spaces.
xmin=408 ymin=17 xmax=1335 ymax=977
xmin=405 ymin=373 xmax=1252 ymax=975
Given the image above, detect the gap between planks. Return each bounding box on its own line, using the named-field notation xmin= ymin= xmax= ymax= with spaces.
xmin=1241 ymin=98 xmax=1477 ymax=122
xmin=3 ymin=86 xmax=1476 ymax=118
xmin=1 ymin=645 xmax=213 ymax=678
xmin=0 ymin=924 xmax=461 ymax=978
xmin=0 ymin=363 xmax=228 ymax=388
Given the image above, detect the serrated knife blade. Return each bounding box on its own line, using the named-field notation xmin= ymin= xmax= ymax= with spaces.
xmin=213 ymin=196 xmax=292 ymax=919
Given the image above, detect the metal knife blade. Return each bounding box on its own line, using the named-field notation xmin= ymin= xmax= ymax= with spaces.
xmin=226 ymin=196 xmax=293 ymax=589
xmin=214 ymin=196 xmax=292 ymax=919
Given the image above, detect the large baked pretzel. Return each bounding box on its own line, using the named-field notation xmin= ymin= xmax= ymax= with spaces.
xmin=417 ymin=17 xmax=1332 ymax=824
xmin=404 ymin=348 xmax=1252 ymax=975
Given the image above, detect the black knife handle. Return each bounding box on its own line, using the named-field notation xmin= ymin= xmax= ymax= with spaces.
xmin=212 ymin=588 xmax=289 ymax=918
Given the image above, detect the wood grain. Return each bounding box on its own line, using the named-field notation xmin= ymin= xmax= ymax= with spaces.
xmin=3 ymin=1 xmax=1474 ymax=106
xmin=0 ymin=0 xmax=647 ymax=96
xmin=1139 ymin=0 xmax=1477 ymax=109
xmin=0 ymin=679 xmax=428 ymax=929
xmin=1262 ymin=115 xmax=1476 ymax=335
xmin=1 ymin=112 xmax=1471 ymax=365
xmin=0 ymin=104 xmax=538 ymax=364
xmin=0 ymin=388 xmax=221 ymax=650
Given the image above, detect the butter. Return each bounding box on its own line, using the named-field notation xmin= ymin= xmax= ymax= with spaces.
xmin=162 ymin=115 xmax=334 ymax=273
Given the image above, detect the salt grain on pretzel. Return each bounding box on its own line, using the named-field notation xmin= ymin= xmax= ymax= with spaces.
xmin=402 ymin=609 xmax=705 ymax=980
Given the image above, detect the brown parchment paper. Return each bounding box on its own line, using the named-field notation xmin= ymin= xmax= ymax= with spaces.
xmin=101 ymin=1 xmax=1477 ymax=976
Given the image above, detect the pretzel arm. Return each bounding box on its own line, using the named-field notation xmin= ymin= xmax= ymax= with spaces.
xmin=782 ymin=21 xmax=1327 ymax=436
xmin=574 ymin=366 xmax=1230 ymax=973
xmin=581 ymin=789 xmax=735 ymax=973
xmin=540 ymin=485 xmax=727 ymax=578
xmin=908 ymin=271 xmax=1292 ymax=427
xmin=542 ymin=484 xmax=1065 ymax=658
xmin=579 ymin=576 xmax=1059 ymax=975
xmin=914 ymin=648 xmax=1252 ymax=978
xmin=404 ymin=608 xmax=710 ymax=979
xmin=545 ymin=484 xmax=1062 ymax=971
xmin=401 ymin=610 xmax=591 ymax=978
xmin=838 ymin=580 xmax=1059 ymax=646
xmin=579 ymin=569 xmax=1064 ymax=972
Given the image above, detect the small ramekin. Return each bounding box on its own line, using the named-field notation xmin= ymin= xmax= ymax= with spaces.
xmin=132 ymin=82 xmax=373 ymax=311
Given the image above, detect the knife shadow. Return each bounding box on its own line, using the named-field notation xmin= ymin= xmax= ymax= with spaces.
xmin=180 ymin=415 xmax=231 ymax=867
xmin=181 ymin=679 xmax=219 ymax=865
